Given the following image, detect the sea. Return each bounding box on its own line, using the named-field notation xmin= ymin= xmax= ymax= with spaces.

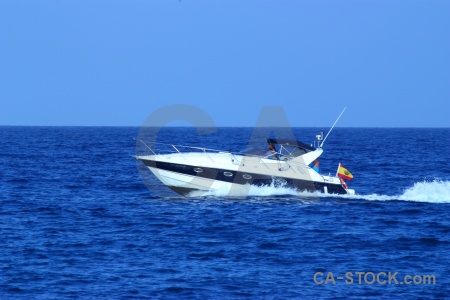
xmin=1 ymin=126 xmax=449 ymax=299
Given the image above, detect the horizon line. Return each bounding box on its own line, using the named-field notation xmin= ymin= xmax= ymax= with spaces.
xmin=1 ymin=125 xmax=449 ymax=129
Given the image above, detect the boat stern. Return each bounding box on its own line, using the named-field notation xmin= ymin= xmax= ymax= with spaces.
xmin=346 ymin=188 xmax=356 ymax=195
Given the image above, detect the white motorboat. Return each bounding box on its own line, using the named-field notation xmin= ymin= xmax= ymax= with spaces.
xmin=135 ymin=132 xmax=355 ymax=196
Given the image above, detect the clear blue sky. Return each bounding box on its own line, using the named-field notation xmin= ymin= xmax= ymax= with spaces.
xmin=1 ymin=0 xmax=449 ymax=127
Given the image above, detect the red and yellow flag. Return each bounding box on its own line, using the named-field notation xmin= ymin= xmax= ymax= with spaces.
xmin=337 ymin=163 xmax=353 ymax=181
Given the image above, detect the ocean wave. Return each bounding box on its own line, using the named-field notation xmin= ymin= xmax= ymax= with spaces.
xmin=340 ymin=179 xmax=450 ymax=204
xmin=188 ymin=179 xmax=450 ymax=204
xmin=398 ymin=179 xmax=450 ymax=203
xmin=188 ymin=181 xmax=302 ymax=198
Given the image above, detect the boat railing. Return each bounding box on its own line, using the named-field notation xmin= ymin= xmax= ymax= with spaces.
xmin=136 ymin=139 xmax=157 ymax=156
xmin=136 ymin=140 xmax=236 ymax=157
xmin=136 ymin=140 xmax=315 ymax=171
xmin=137 ymin=140 xmax=275 ymax=166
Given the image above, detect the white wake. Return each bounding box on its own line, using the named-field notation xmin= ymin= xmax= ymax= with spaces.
xmin=337 ymin=179 xmax=450 ymax=203
xmin=188 ymin=180 xmax=301 ymax=198
xmin=188 ymin=179 xmax=450 ymax=204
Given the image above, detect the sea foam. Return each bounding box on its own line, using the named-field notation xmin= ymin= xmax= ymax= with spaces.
xmin=340 ymin=179 xmax=450 ymax=203
xmin=398 ymin=179 xmax=450 ymax=203
xmin=190 ymin=179 xmax=450 ymax=204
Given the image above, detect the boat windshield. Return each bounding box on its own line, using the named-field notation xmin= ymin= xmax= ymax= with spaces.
xmin=243 ymin=147 xmax=267 ymax=157
xmin=281 ymin=145 xmax=309 ymax=157
xmin=242 ymin=145 xmax=309 ymax=159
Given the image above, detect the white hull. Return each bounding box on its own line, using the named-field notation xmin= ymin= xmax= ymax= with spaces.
xmin=137 ymin=150 xmax=355 ymax=196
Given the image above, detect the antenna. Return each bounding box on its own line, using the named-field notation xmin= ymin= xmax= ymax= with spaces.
xmin=320 ymin=107 xmax=346 ymax=148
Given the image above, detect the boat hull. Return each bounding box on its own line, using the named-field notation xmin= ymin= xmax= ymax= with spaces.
xmin=138 ymin=156 xmax=349 ymax=196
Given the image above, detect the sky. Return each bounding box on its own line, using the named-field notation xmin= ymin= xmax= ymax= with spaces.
xmin=0 ymin=0 xmax=449 ymax=127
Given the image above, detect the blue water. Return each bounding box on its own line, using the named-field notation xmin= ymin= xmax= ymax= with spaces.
xmin=1 ymin=126 xmax=450 ymax=299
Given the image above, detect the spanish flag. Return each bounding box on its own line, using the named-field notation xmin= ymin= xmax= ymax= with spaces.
xmin=337 ymin=163 xmax=353 ymax=181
